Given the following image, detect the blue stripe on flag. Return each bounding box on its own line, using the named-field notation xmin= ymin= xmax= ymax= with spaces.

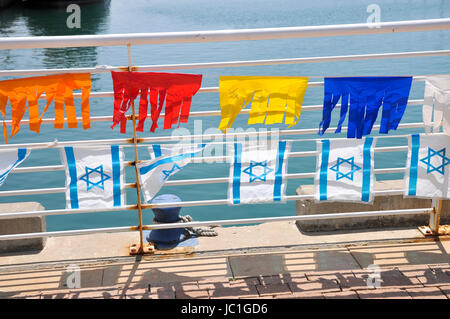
xmin=17 ymin=148 xmax=27 ymax=162
xmin=408 ymin=134 xmax=420 ymax=196
xmin=111 ymin=145 xmax=121 ymax=207
xmin=0 ymin=148 xmax=28 ymax=185
xmin=319 ymin=140 xmax=330 ymax=201
xmin=273 ymin=141 xmax=287 ymax=201
xmin=362 ymin=137 xmax=374 ymax=202
xmin=232 ymin=143 xmax=242 ymax=204
xmin=152 ymin=145 xmax=162 ymax=158
xmin=64 ymin=146 xmax=79 ymax=209
xmin=139 ymin=149 xmax=202 ymax=175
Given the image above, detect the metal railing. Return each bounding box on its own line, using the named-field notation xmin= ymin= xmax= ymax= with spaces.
xmin=0 ymin=18 xmax=449 ymax=253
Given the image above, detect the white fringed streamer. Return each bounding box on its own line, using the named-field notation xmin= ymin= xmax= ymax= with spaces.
xmin=423 ymin=75 xmax=450 ymax=134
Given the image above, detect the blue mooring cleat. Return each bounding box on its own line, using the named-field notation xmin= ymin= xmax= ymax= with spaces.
xmin=146 ymin=194 xmax=189 ymax=245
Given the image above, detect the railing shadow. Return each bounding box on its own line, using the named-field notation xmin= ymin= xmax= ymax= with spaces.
xmin=0 ymin=238 xmax=448 ymax=299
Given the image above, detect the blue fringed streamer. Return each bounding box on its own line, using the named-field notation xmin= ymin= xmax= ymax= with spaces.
xmin=318 ymin=77 xmax=413 ymax=139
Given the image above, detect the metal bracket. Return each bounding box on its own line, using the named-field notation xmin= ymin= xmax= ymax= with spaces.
xmin=419 ymin=225 xmax=450 ymax=236
xmin=419 ymin=199 xmax=449 ymax=236
xmin=129 ymin=243 xmax=155 ymax=255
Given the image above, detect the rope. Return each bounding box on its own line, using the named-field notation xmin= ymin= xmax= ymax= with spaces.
xmin=151 ymin=214 xmax=218 ymax=239
xmin=178 ymin=215 xmax=218 ymax=237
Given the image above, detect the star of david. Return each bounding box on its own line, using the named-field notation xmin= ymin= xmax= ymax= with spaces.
xmin=329 ymin=157 xmax=361 ymax=181
xmin=162 ymin=163 xmax=182 ymax=180
xmin=79 ymin=165 xmax=111 ymax=191
xmin=242 ymin=160 xmax=274 ymax=183
xmin=420 ymin=147 xmax=450 ymax=175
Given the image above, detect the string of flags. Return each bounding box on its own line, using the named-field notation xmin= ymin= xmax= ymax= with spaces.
xmin=0 ymin=71 xmax=449 ymax=208
xmin=1 ymin=133 xmax=450 ymax=208
xmin=0 ymin=72 xmax=449 ymax=143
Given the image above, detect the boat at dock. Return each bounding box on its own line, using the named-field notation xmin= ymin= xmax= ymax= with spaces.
xmin=0 ymin=0 xmax=14 ymax=9
xmin=1 ymin=0 xmax=106 ymax=9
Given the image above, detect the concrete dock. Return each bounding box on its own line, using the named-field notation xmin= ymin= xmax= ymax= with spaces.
xmin=0 ymin=222 xmax=449 ymax=299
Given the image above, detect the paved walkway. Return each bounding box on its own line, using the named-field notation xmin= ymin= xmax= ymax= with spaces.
xmin=0 ymin=238 xmax=449 ymax=299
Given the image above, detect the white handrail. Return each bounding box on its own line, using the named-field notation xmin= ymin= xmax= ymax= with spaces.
xmin=0 ymin=191 xmax=424 ymax=220
xmin=0 ymin=207 xmax=433 ymax=240
xmin=4 ymin=79 xmax=428 ymax=101
xmin=1 ymin=99 xmax=425 ymax=126
xmin=0 ymin=182 xmax=136 ymax=197
xmin=0 ymin=122 xmax=425 ymax=150
xmin=1 ymin=18 xmax=449 ymax=50
xmin=8 ymin=145 xmax=409 ymax=175
xmin=1 ymin=50 xmax=448 ymax=77
xmin=0 ymin=167 xmax=406 ymax=197
xmin=2 ymin=141 xmax=408 ymax=197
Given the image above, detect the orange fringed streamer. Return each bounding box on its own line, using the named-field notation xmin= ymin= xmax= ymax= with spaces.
xmin=0 ymin=73 xmax=91 ymax=143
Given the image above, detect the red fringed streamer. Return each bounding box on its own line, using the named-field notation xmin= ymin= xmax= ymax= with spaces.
xmin=110 ymin=71 xmax=202 ymax=133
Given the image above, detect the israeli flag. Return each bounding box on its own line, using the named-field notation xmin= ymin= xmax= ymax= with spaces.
xmin=228 ymin=141 xmax=290 ymax=204
xmin=405 ymin=134 xmax=450 ymax=199
xmin=0 ymin=148 xmax=30 ymax=187
xmin=315 ymin=137 xmax=376 ymax=203
xmin=137 ymin=144 xmax=206 ymax=203
xmin=61 ymin=145 xmax=126 ymax=209
xmin=148 ymin=144 xmax=188 ymax=159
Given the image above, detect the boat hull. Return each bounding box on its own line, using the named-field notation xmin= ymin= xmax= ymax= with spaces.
xmin=0 ymin=0 xmax=14 ymax=9
xmin=22 ymin=0 xmax=107 ymax=8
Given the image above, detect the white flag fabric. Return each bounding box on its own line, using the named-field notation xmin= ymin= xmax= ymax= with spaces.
xmin=405 ymin=134 xmax=450 ymax=199
xmin=61 ymin=145 xmax=126 ymax=209
xmin=148 ymin=144 xmax=188 ymax=159
xmin=0 ymin=148 xmax=30 ymax=186
xmin=228 ymin=141 xmax=290 ymax=204
xmin=315 ymin=137 xmax=376 ymax=203
xmin=137 ymin=144 xmax=206 ymax=203
xmin=422 ymin=75 xmax=450 ymax=134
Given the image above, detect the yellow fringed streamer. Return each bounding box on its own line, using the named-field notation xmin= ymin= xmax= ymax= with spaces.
xmin=218 ymin=76 xmax=309 ymax=132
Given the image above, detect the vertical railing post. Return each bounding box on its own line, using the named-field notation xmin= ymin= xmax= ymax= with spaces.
xmin=126 ymin=44 xmax=153 ymax=255
xmin=130 ymin=100 xmax=146 ymax=254
xmin=429 ymin=199 xmax=443 ymax=234
xmin=419 ymin=199 xmax=449 ymax=236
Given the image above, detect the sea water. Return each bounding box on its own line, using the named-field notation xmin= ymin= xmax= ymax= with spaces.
xmin=0 ymin=0 xmax=449 ymax=231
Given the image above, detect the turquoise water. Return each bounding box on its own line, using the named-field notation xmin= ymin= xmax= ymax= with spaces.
xmin=0 ymin=0 xmax=449 ymax=231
